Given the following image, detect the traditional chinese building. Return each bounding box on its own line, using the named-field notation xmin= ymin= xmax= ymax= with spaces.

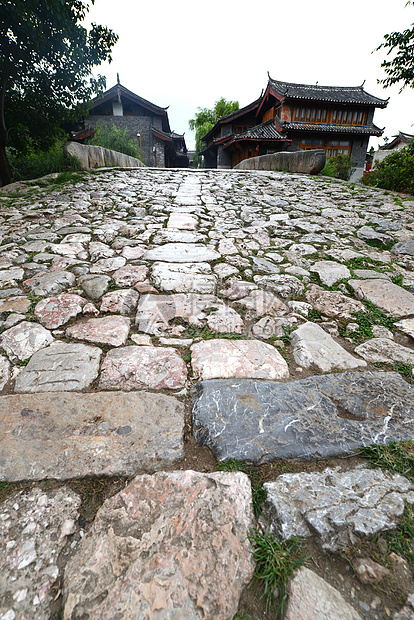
xmin=201 ymin=75 xmax=388 ymax=178
xmin=373 ymin=130 xmax=414 ymax=166
xmin=77 ymin=78 xmax=188 ymax=168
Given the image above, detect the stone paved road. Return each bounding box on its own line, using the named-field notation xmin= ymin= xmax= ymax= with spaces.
xmin=1 ymin=167 xmax=414 ymax=619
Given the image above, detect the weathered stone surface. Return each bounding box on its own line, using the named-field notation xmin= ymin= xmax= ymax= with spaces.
xmin=254 ymin=273 xmax=304 ymax=298
xmin=0 ymin=354 xmax=10 ymax=391
xmin=64 ymin=140 xmax=145 ymax=169
xmin=0 ymin=295 xmax=30 ymax=314
xmin=136 ymin=293 xmax=224 ymax=335
xmin=357 ymin=225 xmax=393 ymax=244
xmin=235 ymin=148 xmax=326 ymax=174
xmin=23 ymin=271 xmax=76 ymax=296
xmin=392 ymin=239 xmax=414 ymax=256
xmin=99 ymin=345 xmax=187 ymax=390
xmin=66 ymin=316 xmax=130 ymax=347
xmin=291 ymin=322 xmax=366 ymax=372
xmin=355 ymin=337 xmax=414 ymax=365
xmin=0 ymin=321 xmax=54 ymax=362
xmin=348 ymin=279 xmax=414 ymax=318
xmin=100 ymin=288 xmax=139 ymax=314
xmin=252 ymin=256 xmax=280 ymax=274
xmin=205 ymin=306 xmax=244 ymax=334
xmin=261 ymin=467 xmax=414 ymax=551
xmin=285 ymin=568 xmax=362 ymax=620
xmin=191 ymin=372 xmax=414 ymax=461
xmin=191 ymin=339 xmax=289 ymax=381
xmin=14 ymin=342 xmax=101 ymax=393
xmin=310 ymin=260 xmax=351 ymax=286
xmin=305 ymin=284 xmax=366 ymax=319
xmin=221 ymin=279 xmax=258 ymax=300
xmin=233 ymin=289 xmax=288 ymax=318
xmin=0 ymin=391 xmax=185 ymax=481
xmin=151 ymin=261 xmax=217 ymax=294
xmin=143 ymin=242 xmax=220 ymax=263
xmin=167 ymin=212 xmax=198 ymax=229
xmin=63 ymin=470 xmax=255 ymax=620
xmin=90 ymin=256 xmax=126 ymax=273
xmin=0 ymin=486 xmax=81 ymax=620
xmin=34 ymin=293 xmax=86 ymax=328
xmin=153 ymin=229 xmax=206 ymax=244
xmin=112 ymin=264 xmax=148 ymax=286
xmin=352 ymin=558 xmax=390 ymax=584
xmin=395 ymin=318 xmax=414 ymax=339
xmin=78 ymin=274 xmax=111 ymax=299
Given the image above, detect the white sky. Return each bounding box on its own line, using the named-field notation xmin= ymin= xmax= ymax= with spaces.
xmin=87 ymin=0 xmax=413 ymax=151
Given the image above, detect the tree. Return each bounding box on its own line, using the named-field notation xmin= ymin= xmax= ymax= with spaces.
xmin=376 ymin=1 xmax=414 ymax=90
xmin=189 ymin=97 xmax=239 ymax=167
xmin=0 ymin=0 xmax=118 ymax=185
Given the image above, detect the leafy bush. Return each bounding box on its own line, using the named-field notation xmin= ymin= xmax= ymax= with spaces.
xmin=321 ymin=154 xmax=354 ymax=180
xmin=88 ymin=122 xmax=143 ymax=161
xmin=362 ymin=141 xmax=414 ymax=195
xmin=8 ymin=139 xmax=82 ymax=181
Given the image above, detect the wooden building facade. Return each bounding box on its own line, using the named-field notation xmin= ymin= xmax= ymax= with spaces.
xmin=201 ymin=76 xmax=388 ymax=178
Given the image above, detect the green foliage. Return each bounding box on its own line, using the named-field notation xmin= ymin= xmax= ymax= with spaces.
xmin=0 ymin=0 xmax=118 ymax=185
xmin=362 ymin=141 xmax=414 ymax=195
xmin=321 ymin=154 xmax=354 ymax=180
xmin=338 ymin=301 xmax=397 ymax=342
xmin=7 ymin=139 xmax=82 ymax=182
xmin=359 ymin=440 xmax=414 ymax=483
xmin=189 ymin=97 xmax=239 ymax=167
xmin=248 ymin=531 xmax=305 ymax=617
xmin=88 ymin=123 xmax=143 ymax=160
xmin=375 ymin=1 xmax=414 ymax=90
xmin=217 ymin=459 xmax=266 ymax=517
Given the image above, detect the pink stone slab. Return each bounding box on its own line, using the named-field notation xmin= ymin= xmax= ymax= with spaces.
xmin=66 ymin=316 xmax=130 ymax=347
xmin=35 ymin=294 xmax=86 ymax=329
xmin=191 ymin=339 xmax=289 ymax=381
xmin=99 ymin=346 xmax=187 ymax=390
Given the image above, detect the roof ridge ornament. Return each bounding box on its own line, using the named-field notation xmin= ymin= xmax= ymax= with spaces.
xmin=117 ymin=73 xmax=120 ymax=85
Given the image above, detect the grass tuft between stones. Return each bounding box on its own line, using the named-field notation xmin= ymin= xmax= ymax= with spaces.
xmin=338 ymin=300 xmax=398 ymax=343
xmin=248 ymin=530 xmax=306 ymax=618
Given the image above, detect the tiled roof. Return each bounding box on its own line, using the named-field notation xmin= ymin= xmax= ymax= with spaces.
xmin=283 ymin=121 xmax=384 ymax=136
xmin=268 ymin=77 xmax=388 ymax=107
xmin=235 ymin=120 xmax=286 ymax=140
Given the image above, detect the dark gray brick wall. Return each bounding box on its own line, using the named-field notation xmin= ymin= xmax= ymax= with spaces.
xmin=85 ymin=115 xmax=165 ymax=167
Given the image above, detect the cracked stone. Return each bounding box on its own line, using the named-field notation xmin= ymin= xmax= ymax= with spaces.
xmin=66 ymin=316 xmax=130 ymax=347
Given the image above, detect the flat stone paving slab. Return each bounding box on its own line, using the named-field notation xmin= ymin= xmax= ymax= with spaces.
xmin=191 ymin=339 xmax=289 ymax=381
xmin=191 ymin=372 xmax=414 ymax=461
xmin=14 ymin=342 xmax=101 ymax=393
xmin=349 ymin=278 xmax=414 ymax=318
xmin=143 ymin=242 xmax=220 ymax=263
xmin=99 ymin=345 xmax=187 ymax=390
xmin=0 ymin=391 xmax=185 ymax=481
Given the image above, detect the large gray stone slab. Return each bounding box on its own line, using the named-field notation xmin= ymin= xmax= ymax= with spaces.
xmin=0 ymin=391 xmax=185 ymax=481
xmin=310 ymin=260 xmax=351 ymax=286
xmin=261 ymin=467 xmax=414 ymax=551
xmin=392 ymin=239 xmax=414 ymax=256
xmin=191 ymin=372 xmax=414 ymax=461
xmin=143 ymin=243 xmax=220 ymax=263
xmin=63 ymin=471 xmax=254 ymax=620
xmin=14 ymin=342 xmax=101 ymax=393
xmin=348 ymin=278 xmax=414 ymax=318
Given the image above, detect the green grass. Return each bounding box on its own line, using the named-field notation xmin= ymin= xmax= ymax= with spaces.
xmin=338 ymin=301 xmax=397 ymax=342
xmin=359 ymin=440 xmax=414 ymax=483
xmin=248 ymin=531 xmax=305 ymax=618
xmin=217 ymin=459 xmax=266 ymax=518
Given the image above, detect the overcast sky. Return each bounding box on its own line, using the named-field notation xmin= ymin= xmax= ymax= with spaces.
xmin=87 ymin=0 xmax=413 ymax=151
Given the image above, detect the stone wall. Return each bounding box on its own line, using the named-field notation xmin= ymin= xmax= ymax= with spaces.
xmin=234 ymin=149 xmax=326 ymax=175
xmin=64 ymin=142 xmax=145 ymax=170
xmin=85 ymin=115 xmax=164 ymax=167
